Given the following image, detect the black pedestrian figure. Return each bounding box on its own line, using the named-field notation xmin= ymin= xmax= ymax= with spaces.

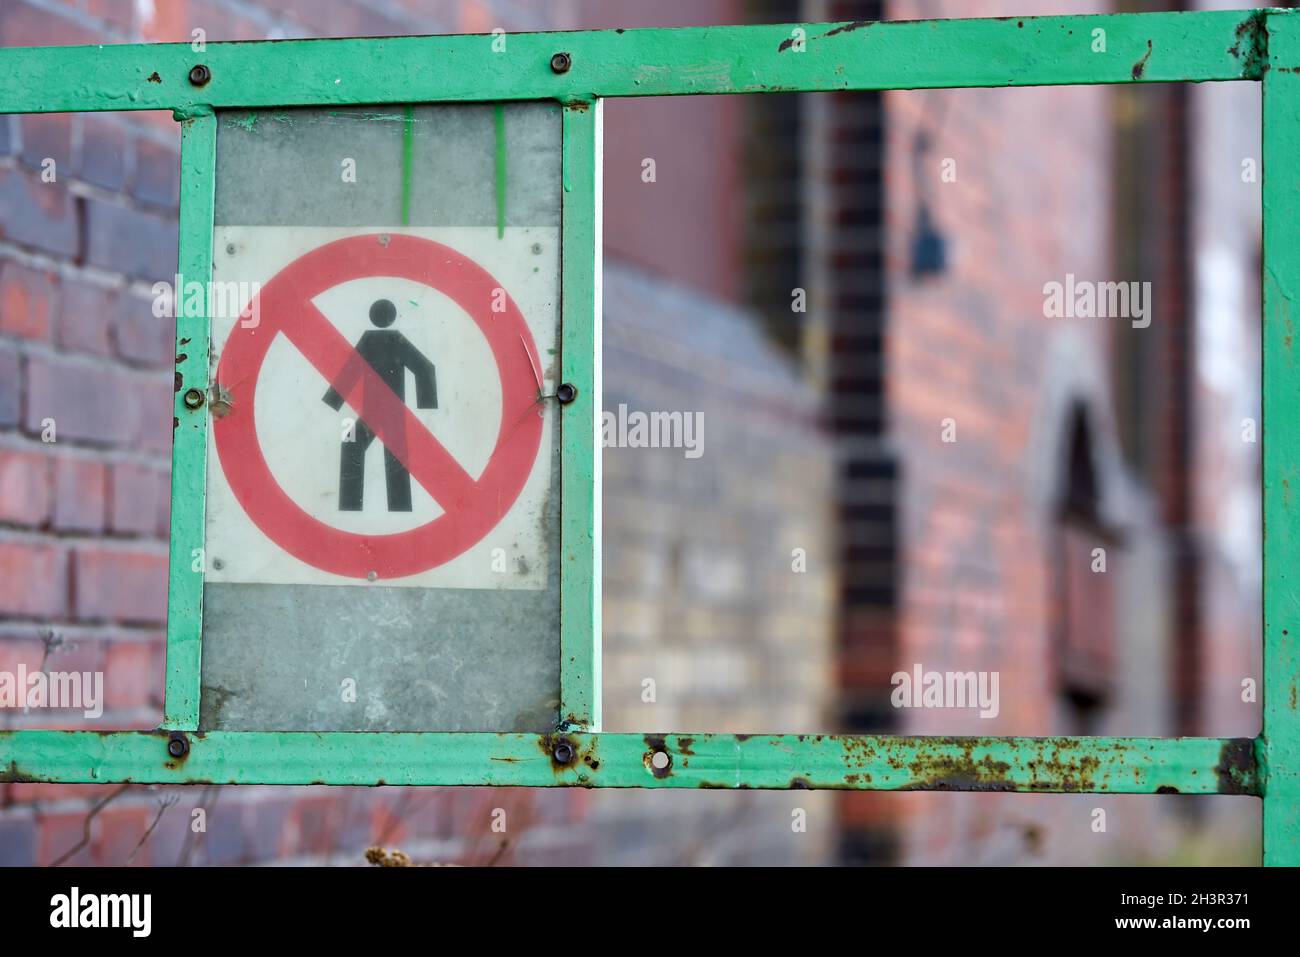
xmin=323 ymin=299 xmax=437 ymax=512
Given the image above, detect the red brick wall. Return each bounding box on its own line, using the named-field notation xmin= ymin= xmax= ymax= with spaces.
xmin=2 ymin=0 xmax=1261 ymax=868
xmin=854 ymin=0 xmax=1260 ymax=865
xmin=580 ymin=0 xmax=748 ymax=303
xmin=0 ymin=1 xmax=180 ymax=770
xmin=0 ymin=0 xmax=837 ymax=867
xmin=0 ymin=0 xmax=582 ymax=868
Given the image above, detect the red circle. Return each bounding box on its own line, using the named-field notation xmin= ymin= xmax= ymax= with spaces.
xmin=213 ymin=233 xmax=545 ymax=580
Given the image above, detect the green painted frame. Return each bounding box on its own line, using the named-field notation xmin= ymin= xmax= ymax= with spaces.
xmin=0 ymin=9 xmax=1293 ymax=866
xmin=163 ymin=106 xmax=216 ymax=731
xmin=559 ymin=99 xmax=602 ymax=732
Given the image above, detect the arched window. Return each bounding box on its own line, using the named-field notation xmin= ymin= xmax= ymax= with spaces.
xmin=1052 ymin=403 xmax=1118 ymax=733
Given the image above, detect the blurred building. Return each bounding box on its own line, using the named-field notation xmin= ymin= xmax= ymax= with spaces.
xmin=836 ymin=0 xmax=1261 ymax=865
xmin=0 ymin=0 xmax=1263 ymax=865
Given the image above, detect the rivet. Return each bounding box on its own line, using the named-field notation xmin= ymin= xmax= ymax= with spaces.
xmin=183 ymin=388 xmax=205 ymax=409
xmin=556 ymin=383 xmax=578 ymax=405
xmin=167 ymin=734 xmax=189 ymax=758
xmin=188 ymin=64 xmax=211 ymax=87
xmin=553 ymin=741 xmax=575 ymax=764
xmin=550 ymin=52 xmax=572 ymax=74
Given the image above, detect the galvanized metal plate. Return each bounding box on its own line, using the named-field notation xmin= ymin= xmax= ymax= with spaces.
xmin=197 ymin=104 xmax=563 ymax=732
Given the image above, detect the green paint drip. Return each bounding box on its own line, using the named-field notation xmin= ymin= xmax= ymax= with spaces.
xmin=400 ymin=105 xmax=414 ymax=226
xmin=494 ymin=103 xmax=506 ymax=239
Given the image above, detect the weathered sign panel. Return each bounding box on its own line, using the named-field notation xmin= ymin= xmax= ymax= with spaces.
xmin=198 ymin=104 xmax=562 ymax=732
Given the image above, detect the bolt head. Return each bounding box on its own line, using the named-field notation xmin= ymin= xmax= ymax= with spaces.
xmin=183 ymin=388 xmax=205 ymax=409
xmin=553 ymin=741 xmax=575 ymax=764
xmin=189 ymin=64 xmax=211 ymax=86
xmin=550 ymin=52 xmax=572 ymax=74
xmin=556 ymin=383 xmax=577 ymax=405
xmin=167 ymin=736 xmax=188 ymax=758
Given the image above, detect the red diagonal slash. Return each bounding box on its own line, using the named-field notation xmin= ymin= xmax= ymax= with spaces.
xmin=291 ymin=301 xmax=476 ymax=511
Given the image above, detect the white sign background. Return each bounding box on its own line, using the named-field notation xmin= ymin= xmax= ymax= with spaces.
xmin=205 ymin=225 xmax=559 ymax=590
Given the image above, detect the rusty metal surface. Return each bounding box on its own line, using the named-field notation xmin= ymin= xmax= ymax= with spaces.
xmin=0 ymin=10 xmax=1279 ymax=117
xmin=0 ymin=731 xmax=1262 ymax=794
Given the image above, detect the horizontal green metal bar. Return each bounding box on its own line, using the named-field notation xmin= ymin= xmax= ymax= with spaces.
xmin=0 ymin=731 xmax=1261 ymax=793
xmin=0 ymin=9 xmax=1274 ymax=116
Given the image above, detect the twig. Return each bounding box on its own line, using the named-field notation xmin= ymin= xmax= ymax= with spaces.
xmin=483 ymin=838 xmax=510 ymax=867
xmin=37 ymin=629 xmax=64 ymax=671
xmin=125 ymin=792 xmax=179 ymax=865
xmin=376 ymin=789 xmax=433 ymax=844
xmin=520 ymin=333 xmax=543 ymax=391
xmin=50 ymin=783 xmax=130 ymax=866
xmin=176 ymin=785 xmax=220 ymax=867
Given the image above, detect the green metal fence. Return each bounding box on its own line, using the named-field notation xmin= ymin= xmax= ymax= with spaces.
xmin=0 ymin=9 xmax=1293 ymax=866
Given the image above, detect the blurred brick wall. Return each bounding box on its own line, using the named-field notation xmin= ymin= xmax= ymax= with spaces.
xmin=1187 ymin=0 xmax=1264 ymax=859
xmin=1191 ymin=0 xmax=1263 ymax=743
xmin=0 ymin=0 xmax=555 ymax=869
xmin=1 ymin=0 xmax=1260 ymax=870
xmin=879 ymin=0 xmax=1151 ymax=864
xmin=583 ymin=0 xmax=748 ymax=303
xmin=594 ymin=261 xmax=837 ymax=865
xmin=0 ymin=0 xmax=185 ymax=764
xmin=0 ymin=0 xmax=840 ymax=865
xmin=855 ymin=0 xmax=1261 ymax=865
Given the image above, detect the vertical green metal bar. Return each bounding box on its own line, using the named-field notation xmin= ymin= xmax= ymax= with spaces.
xmin=558 ymin=99 xmax=602 ymax=732
xmin=162 ymin=107 xmax=216 ymax=731
xmin=1262 ymin=10 xmax=1300 ymax=866
xmin=494 ymin=102 xmax=507 ymax=239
